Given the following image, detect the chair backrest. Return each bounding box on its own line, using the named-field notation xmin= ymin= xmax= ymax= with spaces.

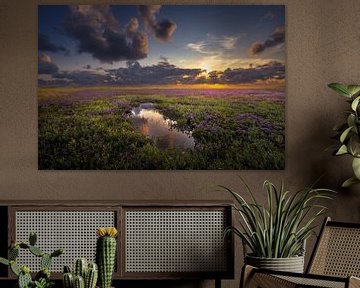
xmin=307 ymin=217 xmax=360 ymax=277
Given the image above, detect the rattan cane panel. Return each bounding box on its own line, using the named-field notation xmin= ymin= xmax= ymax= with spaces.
xmin=15 ymin=211 xmax=115 ymax=272
xmin=277 ymin=275 xmax=345 ymax=288
xmin=310 ymin=226 xmax=360 ymax=277
xmin=125 ymin=210 xmax=227 ymax=273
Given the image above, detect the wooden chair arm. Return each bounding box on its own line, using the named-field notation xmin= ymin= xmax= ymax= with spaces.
xmin=240 ymin=265 xmax=295 ymax=288
xmin=349 ymin=276 xmax=360 ymax=288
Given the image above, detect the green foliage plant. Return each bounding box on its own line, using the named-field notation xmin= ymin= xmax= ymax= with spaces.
xmin=221 ymin=179 xmax=335 ymax=258
xmin=0 ymin=232 xmax=63 ymax=288
xmin=328 ymin=83 xmax=360 ymax=187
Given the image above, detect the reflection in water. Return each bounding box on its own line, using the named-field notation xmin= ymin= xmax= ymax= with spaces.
xmin=130 ymin=103 xmax=195 ymax=150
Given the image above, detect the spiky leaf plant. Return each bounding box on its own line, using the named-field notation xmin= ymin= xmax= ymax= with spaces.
xmin=222 ymin=179 xmax=335 ymax=258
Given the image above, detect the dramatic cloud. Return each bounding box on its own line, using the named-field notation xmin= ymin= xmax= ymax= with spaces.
xmin=250 ymin=26 xmax=285 ymax=55
xmin=39 ymin=60 xmax=284 ymax=87
xmin=65 ymin=5 xmax=148 ymax=63
xmin=107 ymin=60 xmax=203 ymax=85
xmin=139 ymin=5 xmax=177 ymax=41
xmin=38 ymin=33 xmax=69 ymax=54
xmin=220 ymin=61 xmax=285 ymax=83
xmin=38 ymin=53 xmax=59 ymax=75
xmin=53 ymin=69 xmax=109 ymax=86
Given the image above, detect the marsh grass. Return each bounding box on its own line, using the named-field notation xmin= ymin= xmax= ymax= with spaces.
xmin=38 ymin=86 xmax=285 ymax=170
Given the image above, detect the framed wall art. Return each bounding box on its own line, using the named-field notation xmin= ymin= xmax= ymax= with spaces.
xmin=38 ymin=5 xmax=285 ymax=170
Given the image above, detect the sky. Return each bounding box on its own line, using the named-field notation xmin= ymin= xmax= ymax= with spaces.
xmin=38 ymin=5 xmax=285 ymax=87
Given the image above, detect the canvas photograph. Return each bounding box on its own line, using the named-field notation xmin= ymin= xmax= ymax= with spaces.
xmin=38 ymin=5 xmax=285 ymax=170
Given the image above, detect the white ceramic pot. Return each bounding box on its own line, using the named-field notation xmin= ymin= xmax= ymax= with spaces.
xmin=245 ymin=254 xmax=305 ymax=273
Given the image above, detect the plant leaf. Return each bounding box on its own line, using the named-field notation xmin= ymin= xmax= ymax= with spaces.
xmin=352 ymin=157 xmax=360 ymax=179
xmin=347 ymin=85 xmax=360 ymax=97
xmin=347 ymin=114 xmax=356 ymax=129
xmin=328 ymin=83 xmax=350 ymax=97
xmin=336 ymin=145 xmax=348 ymax=155
xmin=342 ymin=177 xmax=360 ymax=188
xmin=340 ymin=126 xmax=353 ymax=143
xmin=351 ymin=96 xmax=360 ymax=111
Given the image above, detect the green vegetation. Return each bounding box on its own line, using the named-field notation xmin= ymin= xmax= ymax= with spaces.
xmin=38 ymin=87 xmax=285 ymax=170
xmin=222 ymin=179 xmax=335 ymax=258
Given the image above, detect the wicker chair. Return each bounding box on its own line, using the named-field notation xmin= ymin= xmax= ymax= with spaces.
xmin=241 ymin=217 xmax=360 ymax=288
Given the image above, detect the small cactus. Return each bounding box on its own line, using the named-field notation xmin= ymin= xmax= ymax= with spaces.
xmin=74 ymin=275 xmax=85 ymax=288
xmin=10 ymin=260 xmax=20 ymax=276
xmin=29 ymin=245 xmax=44 ymax=257
xmin=9 ymin=247 xmax=19 ymax=260
xmin=41 ymin=253 xmax=52 ymax=270
xmin=96 ymin=227 xmax=118 ymax=288
xmin=85 ymin=263 xmax=98 ymax=288
xmin=51 ymin=248 xmax=64 ymax=258
xmin=18 ymin=269 xmax=32 ymax=288
xmin=74 ymin=258 xmax=87 ymax=279
xmin=29 ymin=232 xmax=37 ymax=246
xmin=63 ymin=259 xmax=98 ymax=288
xmin=63 ymin=272 xmax=74 ymax=288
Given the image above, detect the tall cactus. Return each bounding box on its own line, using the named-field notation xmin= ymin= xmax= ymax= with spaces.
xmin=96 ymin=227 xmax=118 ymax=288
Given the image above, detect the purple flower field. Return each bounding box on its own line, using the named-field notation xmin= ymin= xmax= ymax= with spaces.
xmin=38 ymin=86 xmax=285 ymax=170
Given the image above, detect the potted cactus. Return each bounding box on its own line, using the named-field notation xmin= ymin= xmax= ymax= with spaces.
xmin=62 ymin=258 xmax=98 ymax=288
xmin=96 ymin=227 xmax=118 ymax=288
xmin=0 ymin=232 xmax=63 ymax=288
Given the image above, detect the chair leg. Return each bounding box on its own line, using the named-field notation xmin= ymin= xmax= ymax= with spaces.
xmin=215 ymin=278 xmax=221 ymax=288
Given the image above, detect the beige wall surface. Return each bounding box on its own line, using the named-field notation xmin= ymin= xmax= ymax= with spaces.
xmin=1 ymin=0 xmax=360 ymax=287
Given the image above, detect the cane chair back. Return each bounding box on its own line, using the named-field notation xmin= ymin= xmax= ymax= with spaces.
xmin=241 ymin=218 xmax=360 ymax=288
xmin=307 ymin=217 xmax=360 ymax=278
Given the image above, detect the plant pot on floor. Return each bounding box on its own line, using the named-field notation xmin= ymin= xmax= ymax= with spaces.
xmin=245 ymin=254 xmax=304 ymax=273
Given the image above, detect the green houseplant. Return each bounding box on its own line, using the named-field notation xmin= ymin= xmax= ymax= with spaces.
xmin=222 ymin=179 xmax=334 ymax=272
xmin=328 ymin=83 xmax=360 ymax=187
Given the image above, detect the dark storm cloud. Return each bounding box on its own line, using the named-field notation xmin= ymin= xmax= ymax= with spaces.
xmin=65 ymin=5 xmax=148 ymax=63
xmin=38 ymin=53 xmax=59 ymax=75
xmin=250 ymin=26 xmax=285 ymax=55
xmin=38 ymin=60 xmax=284 ymax=87
xmin=53 ymin=70 xmax=110 ymax=85
xmin=138 ymin=5 xmax=177 ymax=42
xmin=107 ymin=61 xmax=203 ymax=85
xmin=38 ymin=33 xmax=69 ymax=55
xmin=221 ymin=61 xmax=285 ymax=83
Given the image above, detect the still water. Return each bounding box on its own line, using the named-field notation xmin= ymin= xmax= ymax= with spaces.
xmin=130 ymin=103 xmax=195 ymax=150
